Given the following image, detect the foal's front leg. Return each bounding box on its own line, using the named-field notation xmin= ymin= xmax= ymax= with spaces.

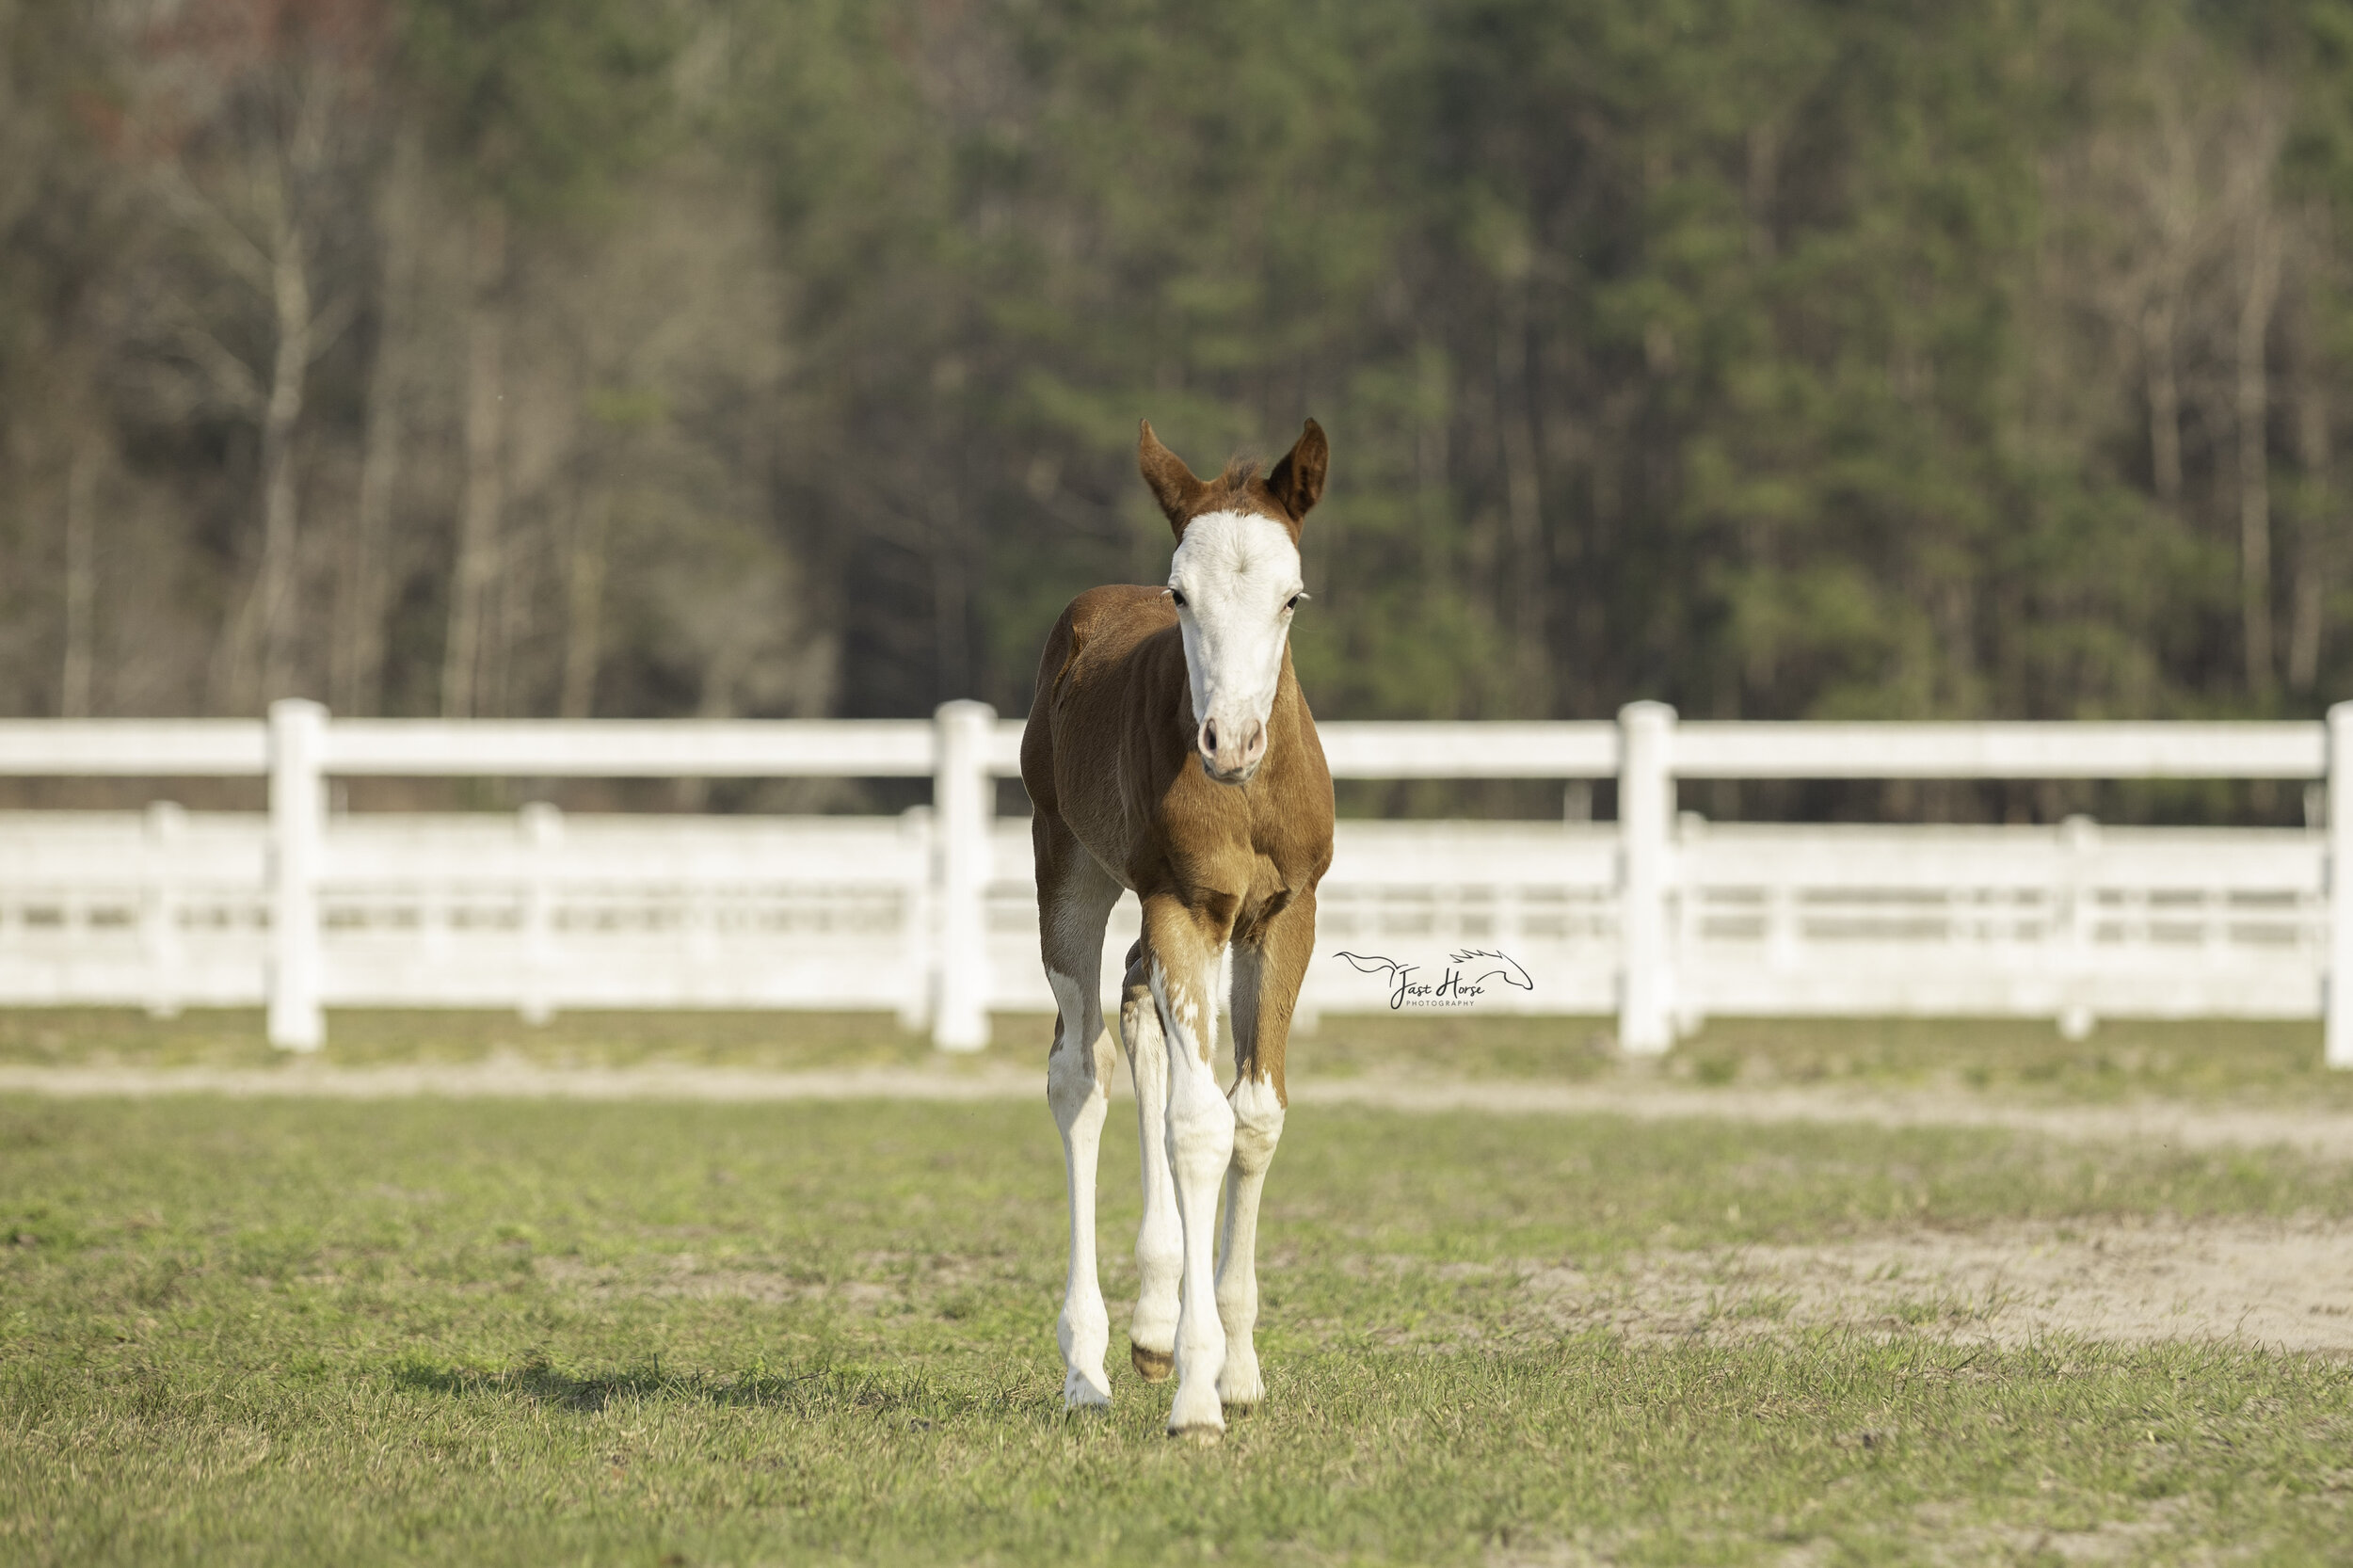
xmin=1038 ymin=828 xmax=1122 ymax=1412
xmin=1047 ymin=970 xmax=1114 ymax=1410
xmin=1119 ymin=949 xmax=1182 ymax=1383
xmin=1212 ymin=1072 xmax=1282 ymax=1408
xmin=1215 ymin=896 xmax=1311 ymax=1410
xmin=1141 ymin=895 xmax=1237 ymax=1437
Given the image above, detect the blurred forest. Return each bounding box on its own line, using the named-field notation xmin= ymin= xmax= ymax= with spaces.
xmin=5 ymin=0 xmax=2353 ymax=744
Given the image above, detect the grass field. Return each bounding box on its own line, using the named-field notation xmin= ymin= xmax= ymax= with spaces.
xmin=5 ymin=1036 xmax=2353 ymax=1565
xmin=6 ymin=1006 xmax=2352 ymax=1109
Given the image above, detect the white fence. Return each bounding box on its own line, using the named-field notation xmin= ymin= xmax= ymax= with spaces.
xmin=2 ymin=699 xmax=2350 ymax=1066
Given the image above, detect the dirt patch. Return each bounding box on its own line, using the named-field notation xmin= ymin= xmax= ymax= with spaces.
xmin=529 ymin=1250 xmax=990 ymax=1309
xmin=1890 ymin=1497 xmax=2220 ymax=1568
xmin=1484 ymin=1498 xmax=2217 ymax=1568
xmin=533 ymin=1254 xmax=886 ymax=1308
xmin=1520 ymin=1217 xmax=2353 ymax=1352
xmin=1293 ymin=1077 xmax=2353 ymax=1161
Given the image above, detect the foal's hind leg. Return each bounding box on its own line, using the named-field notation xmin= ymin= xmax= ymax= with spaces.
xmin=1036 ymin=815 xmax=1123 ymax=1410
xmin=1216 ymin=889 xmax=1313 ymax=1410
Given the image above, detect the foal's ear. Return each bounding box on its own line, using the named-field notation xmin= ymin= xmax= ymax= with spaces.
xmin=1266 ymin=418 xmax=1329 ymax=524
xmin=1138 ymin=419 xmax=1207 ymax=536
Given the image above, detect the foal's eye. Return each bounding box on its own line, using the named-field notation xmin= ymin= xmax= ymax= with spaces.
xmin=1286 ymin=593 xmax=1306 ymax=611
xmin=1169 ymin=589 xmax=1188 ymax=609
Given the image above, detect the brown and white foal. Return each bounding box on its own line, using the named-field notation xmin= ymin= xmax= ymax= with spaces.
xmin=1019 ymin=419 xmax=1337 ymax=1438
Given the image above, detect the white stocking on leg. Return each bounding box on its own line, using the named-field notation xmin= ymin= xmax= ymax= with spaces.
xmin=1048 ymin=972 xmax=1112 ymax=1409
xmin=1214 ymin=1074 xmax=1284 ymax=1408
xmin=1155 ymin=960 xmax=1236 ymax=1436
xmin=1121 ymin=968 xmax=1181 ymax=1381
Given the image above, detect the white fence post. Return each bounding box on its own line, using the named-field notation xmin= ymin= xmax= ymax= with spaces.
xmin=933 ymin=700 xmax=995 ymax=1051
xmin=142 ymin=800 xmax=184 ymax=1019
xmin=267 ymin=699 xmax=326 ymax=1050
xmin=2058 ymin=813 xmax=2099 ymax=1041
xmin=897 ymin=805 xmax=936 ymax=1033
xmin=2329 ymin=703 xmax=2353 ymax=1068
xmin=1617 ymin=701 xmax=1675 ymax=1054
xmin=519 ymin=801 xmax=561 ymax=1026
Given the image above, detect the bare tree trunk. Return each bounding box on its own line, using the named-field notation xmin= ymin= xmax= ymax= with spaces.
xmin=1414 ymin=338 xmax=1451 ymax=590
xmin=58 ymin=442 xmax=96 ymax=717
xmin=2289 ymin=324 xmax=2331 ymax=694
xmin=2238 ymin=220 xmax=2281 ymax=700
xmin=929 ymin=416 xmax=970 ymax=698
xmin=559 ymin=488 xmax=609 ymax=719
xmin=163 ymin=74 xmax=337 ymax=717
xmin=1935 ymin=578 xmax=1976 ymax=711
xmin=256 ymin=219 xmax=313 ymax=704
xmin=489 ymin=507 xmax=529 ymax=716
xmin=930 ymin=499 xmax=969 ymax=699
xmin=2142 ymin=294 xmax=2182 ymax=507
xmin=672 ymin=634 xmax=757 ymax=810
xmin=442 ymin=200 xmax=507 ymax=718
xmin=1495 ymin=291 xmax=1549 ymax=713
xmin=336 ymin=120 xmax=423 ymax=717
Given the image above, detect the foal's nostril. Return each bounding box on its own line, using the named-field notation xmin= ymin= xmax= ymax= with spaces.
xmin=1246 ymin=721 xmax=1266 ymax=759
xmin=1201 ymin=719 xmax=1218 ymax=754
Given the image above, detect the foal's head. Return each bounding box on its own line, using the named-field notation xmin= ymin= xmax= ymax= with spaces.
xmin=1137 ymin=419 xmax=1328 ymax=785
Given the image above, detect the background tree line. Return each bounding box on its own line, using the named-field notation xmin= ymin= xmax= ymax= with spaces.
xmin=4 ymin=1 xmax=2352 ymax=805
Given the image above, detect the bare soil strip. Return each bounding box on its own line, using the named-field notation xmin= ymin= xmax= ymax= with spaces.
xmin=1518 ymin=1217 xmax=2353 ymax=1353
xmin=520 ymin=1221 xmax=2353 ymax=1355
xmin=5 ymin=1059 xmax=2353 ymax=1158
xmin=1302 ymin=1077 xmax=2353 ymax=1161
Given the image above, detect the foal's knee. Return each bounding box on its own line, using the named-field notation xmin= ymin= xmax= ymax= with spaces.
xmin=1048 ymin=1053 xmax=1104 ymax=1133
xmin=1046 ymin=999 xmax=1107 ymax=1133
xmin=1227 ymin=1077 xmax=1285 ymax=1176
xmin=1165 ymin=1072 xmax=1236 ymax=1186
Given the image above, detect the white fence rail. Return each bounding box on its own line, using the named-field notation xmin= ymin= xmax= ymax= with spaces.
xmin=2 ymin=699 xmax=2349 ymax=1066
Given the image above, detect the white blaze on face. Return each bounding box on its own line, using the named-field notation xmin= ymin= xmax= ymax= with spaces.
xmin=1168 ymin=509 xmax=1304 ymax=783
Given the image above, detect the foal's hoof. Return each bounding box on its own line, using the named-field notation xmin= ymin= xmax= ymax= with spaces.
xmin=1168 ymin=1422 xmax=1225 ymax=1446
xmin=1062 ymin=1369 xmax=1112 ymax=1411
xmin=1130 ymin=1342 xmax=1175 ymax=1383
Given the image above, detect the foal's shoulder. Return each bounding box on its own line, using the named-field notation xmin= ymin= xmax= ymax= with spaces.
xmin=1060 ymin=584 xmax=1177 ymax=664
xmin=1065 ymin=583 xmax=1173 ymax=633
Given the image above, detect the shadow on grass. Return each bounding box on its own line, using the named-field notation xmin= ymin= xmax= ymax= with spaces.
xmin=389 ymin=1354 xmax=974 ymax=1418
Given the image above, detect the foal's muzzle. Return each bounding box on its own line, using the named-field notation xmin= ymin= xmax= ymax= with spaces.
xmin=1197 ymin=716 xmax=1268 ymax=785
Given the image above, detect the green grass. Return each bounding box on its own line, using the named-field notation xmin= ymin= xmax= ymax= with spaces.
xmin=5 ymin=1094 xmax=2352 ymax=1564
xmin=0 ymin=1007 xmax=1623 ymax=1080
xmin=8 ymin=1007 xmax=2351 ymax=1110
xmin=0 ymin=1008 xmax=958 ymax=1072
xmin=1661 ymin=1016 xmax=2353 ymax=1108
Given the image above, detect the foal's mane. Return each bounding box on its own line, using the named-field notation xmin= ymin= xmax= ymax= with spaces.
xmin=1141 ymin=415 xmax=1326 ymax=539
xmin=1199 ymin=455 xmax=1263 ymax=510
